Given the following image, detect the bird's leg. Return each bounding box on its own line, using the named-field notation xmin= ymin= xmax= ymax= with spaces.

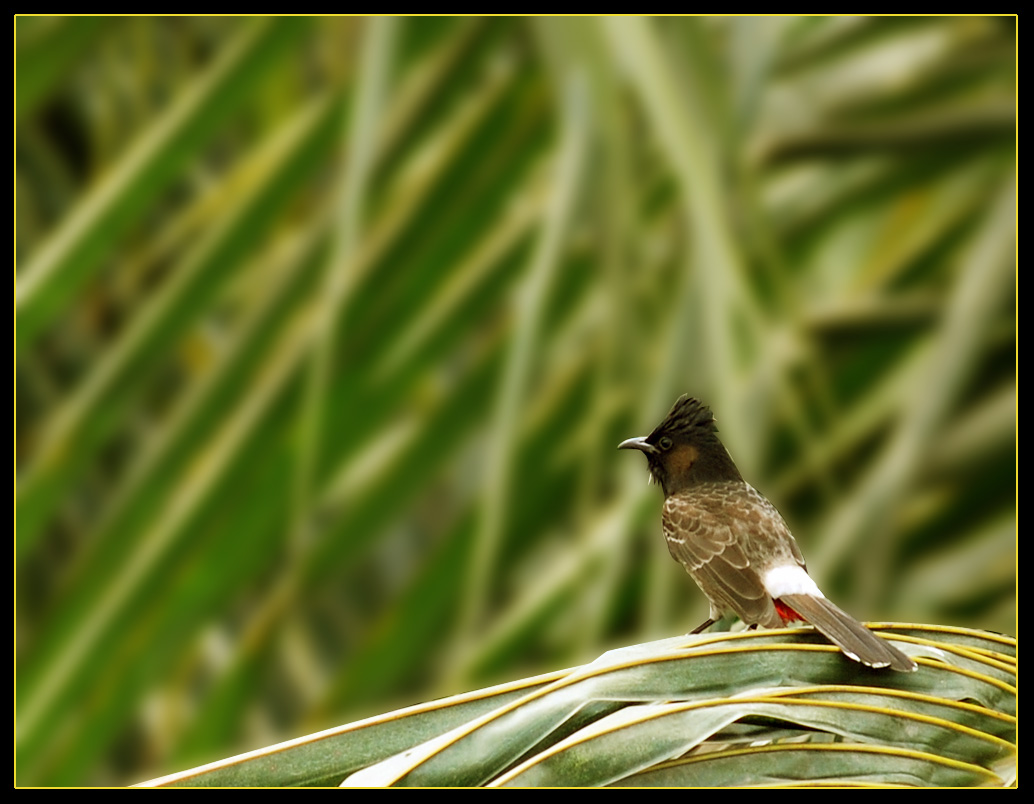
xmin=689 ymin=618 xmax=716 ymax=635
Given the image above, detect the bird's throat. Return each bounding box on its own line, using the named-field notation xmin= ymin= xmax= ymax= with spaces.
xmin=659 ymin=442 xmax=743 ymax=496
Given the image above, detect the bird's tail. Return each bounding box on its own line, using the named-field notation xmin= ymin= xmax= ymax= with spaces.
xmin=780 ymin=594 xmax=916 ymax=672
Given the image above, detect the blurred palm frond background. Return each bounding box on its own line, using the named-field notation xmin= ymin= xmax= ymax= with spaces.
xmin=16 ymin=15 xmax=1015 ymax=787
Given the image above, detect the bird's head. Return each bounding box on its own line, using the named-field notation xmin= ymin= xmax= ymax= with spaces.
xmin=618 ymin=395 xmax=742 ymax=496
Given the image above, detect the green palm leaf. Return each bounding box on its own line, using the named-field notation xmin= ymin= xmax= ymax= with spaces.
xmin=135 ymin=625 xmax=1014 ymax=787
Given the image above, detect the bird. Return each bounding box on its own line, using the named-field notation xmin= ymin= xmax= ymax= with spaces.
xmin=618 ymin=394 xmax=916 ymax=672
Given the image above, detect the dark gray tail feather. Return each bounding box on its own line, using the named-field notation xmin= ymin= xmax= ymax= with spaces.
xmin=780 ymin=594 xmax=917 ymax=672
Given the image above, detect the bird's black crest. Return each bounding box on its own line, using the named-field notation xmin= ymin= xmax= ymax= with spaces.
xmin=651 ymin=395 xmax=718 ymax=439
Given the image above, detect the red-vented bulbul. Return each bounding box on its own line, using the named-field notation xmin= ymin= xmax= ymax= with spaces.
xmin=619 ymin=395 xmax=916 ymax=672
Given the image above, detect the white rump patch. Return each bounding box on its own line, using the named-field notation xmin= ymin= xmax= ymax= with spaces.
xmin=763 ymin=565 xmax=824 ymax=598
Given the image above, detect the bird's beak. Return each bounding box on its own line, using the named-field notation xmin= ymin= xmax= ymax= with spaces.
xmin=617 ymin=436 xmax=657 ymax=454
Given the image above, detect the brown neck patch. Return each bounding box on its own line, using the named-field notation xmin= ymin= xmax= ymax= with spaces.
xmin=668 ymin=443 xmax=699 ymax=480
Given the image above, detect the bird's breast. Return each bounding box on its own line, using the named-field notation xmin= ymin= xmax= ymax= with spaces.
xmin=661 ymin=481 xmax=804 ymax=572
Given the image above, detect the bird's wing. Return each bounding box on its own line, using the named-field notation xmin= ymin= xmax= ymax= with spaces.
xmin=662 ymin=486 xmax=802 ymax=628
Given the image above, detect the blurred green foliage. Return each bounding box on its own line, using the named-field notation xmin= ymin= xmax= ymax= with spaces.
xmin=16 ymin=16 xmax=1015 ymax=786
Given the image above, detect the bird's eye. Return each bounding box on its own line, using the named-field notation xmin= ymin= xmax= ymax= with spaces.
xmin=658 ymin=436 xmax=673 ymax=450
